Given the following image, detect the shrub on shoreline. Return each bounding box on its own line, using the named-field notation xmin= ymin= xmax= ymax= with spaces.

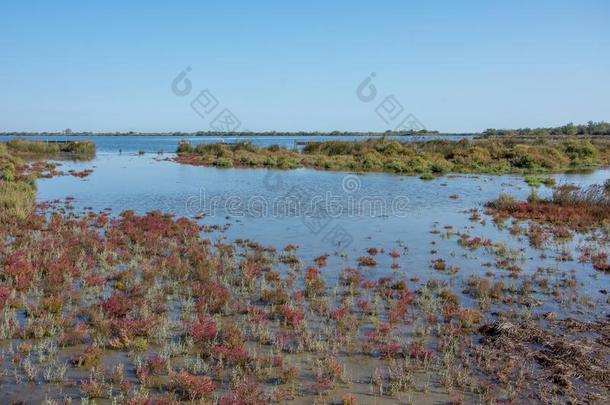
xmin=0 ymin=140 xmax=91 ymax=224
xmin=6 ymin=139 xmax=95 ymax=156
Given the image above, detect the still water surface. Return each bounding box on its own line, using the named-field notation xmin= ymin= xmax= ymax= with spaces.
xmin=31 ymin=136 xmax=609 ymax=316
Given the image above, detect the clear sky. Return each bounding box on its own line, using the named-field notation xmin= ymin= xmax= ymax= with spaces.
xmin=1 ymin=0 xmax=608 ymax=133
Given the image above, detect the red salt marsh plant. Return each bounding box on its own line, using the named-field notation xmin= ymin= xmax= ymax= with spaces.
xmin=71 ymin=345 xmax=102 ymax=368
xmin=408 ymin=342 xmax=433 ymax=361
xmin=247 ymin=304 xmax=270 ymax=325
xmin=341 ymin=393 xmax=357 ymax=405
xmin=1 ymin=196 xmax=606 ymax=403
xmin=260 ymin=286 xmax=289 ymax=305
xmin=357 ymin=255 xmax=377 ymax=266
xmin=432 ymin=258 xmax=447 ymax=271
xmin=304 ymin=266 xmax=326 ymax=296
xmin=108 ymin=317 xmax=157 ymax=348
xmin=145 ymin=356 xmax=167 ymax=375
xmin=365 ymin=322 xmax=392 ymax=346
xmin=101 ymin=292 xmax=132 ymax=318
xmin=339 ymin=267 xmax=363 ymax=289
xmin=378 ymin=341 xmax=403 ymax=359
xmin=169 ymin=369 xmax=216 ymax=400
xmin=196 ymin=282 xmax=230 ymax=314
xmin=0 ymin=285 xmax=15 ymax=310
xmin=279 ymin=304 xmax=306 ymax=329
xmin=591 ymin=252 xmax=610 ymax=272
xmin=277 ymin=363 xmax=299 ymax=385
xmin=2 ymin=251 xmax=35 ymax=291
xmin=220 ymin=374 xmax=267 ymax=405
xmin=331 ymin=305 xmax=360 ymax=334
xmin=486 ymin=184 xmax=610 ymax=232
xmin=387 ymin=290 xmax=415 ymax=324
xmin=60 ymin=322 xmax=90 ymax=346
xmin=356 ymin=299 xmax=375 ymax=316
xmin=458 ymin=235 xmax=492 ymax=250
xmin=80 ymin=375 xmax=106 ymax=398
xmin=315 ymin=356 xmax=345 ymax=394
xmin=187 ymin=315 xmax=218 ymax=343
xmin=314 ymin=253 xmax=329 ymax=267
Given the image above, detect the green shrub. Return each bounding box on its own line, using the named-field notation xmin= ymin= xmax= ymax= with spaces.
xmin=565 ymin=140 xmax=598 ymax=163
xmin=430 ymin=159 xmax=452 ymax=174
xmin=524 ymin=175 xmax=543 ymax=187
xmin=487 ymin=192 xmax=518 ymax=211
xmin=195 ymin=143 xmax=225 ymax=157
xmin=361 ymin=152 xmax=383 ymax=170
xmin=527 ymin=189 xmax=544 ymax=204
xmin=525 ymin=176 xmax=556 ymax=187
xmin=6 ymin=139 xmax=95 ymax=156
xmin=214 ymin=157 xmax=233 ymax=167
xmin=60 ymin=141 xmax=95 ymax=155
xmin=384 ymin=160 xmax=407 ymax=173
xmin=177 ymin=141 xmax=193 ymax=154
xmin=1 ymin=162 xmax=16 ymax=182
xmin=541 ymin=177 xmax=556 ymax=186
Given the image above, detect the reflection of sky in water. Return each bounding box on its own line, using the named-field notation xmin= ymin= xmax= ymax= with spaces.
xmin=33 ymin=144 xmax=610 ymax=318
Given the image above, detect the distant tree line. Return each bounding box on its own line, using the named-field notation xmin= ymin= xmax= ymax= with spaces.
xmin=2 ymin=122 xmax=608 ymax=137
xmin=0 ymin=129 xmax=442 ymax=137
xmin=483 ymin=121 xmax=610 ymax=137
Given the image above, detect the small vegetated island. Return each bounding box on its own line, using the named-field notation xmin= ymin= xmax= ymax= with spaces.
xmin=175 ymin=123 xmax=610 ymax=178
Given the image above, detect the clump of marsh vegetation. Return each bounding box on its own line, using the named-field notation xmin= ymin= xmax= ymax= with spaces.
xmin=486 ymin=183 xmax=610 ymax=232
xmin=176 ymin=137 xmax=610 ymax=176
xmin=6 ymin=139 xmax=96 ymax=156
xmin=0 ymin=143 xmax=36 ymax=222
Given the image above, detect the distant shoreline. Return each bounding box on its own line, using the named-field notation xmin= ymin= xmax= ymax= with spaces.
xmin=3 ymin=122 xmax=608 ymax=138
xmin=0 ymin=131 xmax=467 ymax=137
xmin=2 ymin=121 xmax=609 ymax=137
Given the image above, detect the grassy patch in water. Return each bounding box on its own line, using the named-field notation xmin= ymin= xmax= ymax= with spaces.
xmin=524 ymin=175 xmax=556 ymax=187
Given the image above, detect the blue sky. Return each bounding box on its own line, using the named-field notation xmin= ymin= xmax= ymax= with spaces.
xmin=1 ymin=0 xmax=608 ymax=133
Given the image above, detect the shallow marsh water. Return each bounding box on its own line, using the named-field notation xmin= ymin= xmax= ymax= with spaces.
xmin=39 ymin=157 xmax=609 ymax=307
xmin=2 ymin=137 xmax=609 ymax=403
xmin=35 ymin=152 xmax=609 ymax=319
